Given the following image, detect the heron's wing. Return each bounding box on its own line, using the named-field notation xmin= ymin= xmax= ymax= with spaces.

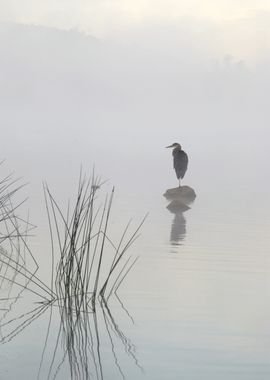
xmin=173 ymin=150 xmax=188 ymax=179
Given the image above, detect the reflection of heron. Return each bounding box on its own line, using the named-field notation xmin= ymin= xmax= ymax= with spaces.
xmin=166 ymin=143 xmax=188 ymax=187
xmin=170 ymin=210 xmax=186 ymax=245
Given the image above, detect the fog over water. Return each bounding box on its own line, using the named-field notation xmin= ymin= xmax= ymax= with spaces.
xmin=0 ymin=6 xmax=270 ymax=379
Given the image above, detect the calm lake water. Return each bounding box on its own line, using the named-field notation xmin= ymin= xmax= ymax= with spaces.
xmin=1 ymin=140 xmax=270 ymax=380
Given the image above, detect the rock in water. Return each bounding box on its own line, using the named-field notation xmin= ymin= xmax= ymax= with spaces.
xmin=163 ymin=186 xmax=196 ymax=204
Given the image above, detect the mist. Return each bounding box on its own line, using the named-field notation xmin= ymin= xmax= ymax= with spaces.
xmin=1 ymin=7 xmax=270 ymax=379
xmin=0 ymin=20 xmax=269 ymax=193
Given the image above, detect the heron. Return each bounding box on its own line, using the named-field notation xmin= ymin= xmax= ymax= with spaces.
xmin=166 ymin=142 xmax=188 ymax=187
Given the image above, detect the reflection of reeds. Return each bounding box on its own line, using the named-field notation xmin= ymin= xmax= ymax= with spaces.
xmin=37 ymin=296 xmax=142 ymax=380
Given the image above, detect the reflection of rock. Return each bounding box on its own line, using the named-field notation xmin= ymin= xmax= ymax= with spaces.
xmin=167 ymin=200 xmax=190 ymax=212
xmin=163 ymin=186 xmax=196 ymax=205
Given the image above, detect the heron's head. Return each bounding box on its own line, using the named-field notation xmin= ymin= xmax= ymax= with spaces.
xmin=166 ymin=142 xmax=181 ymax=149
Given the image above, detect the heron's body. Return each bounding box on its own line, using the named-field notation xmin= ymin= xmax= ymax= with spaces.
xmin=166 ymin=143 xmax=188 ymax=186
xmin=172 ymin=146 xmax=188 ymax=179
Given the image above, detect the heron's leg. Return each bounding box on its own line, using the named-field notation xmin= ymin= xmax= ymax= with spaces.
xmin=178 ymin=178 xmax=181 ymax=188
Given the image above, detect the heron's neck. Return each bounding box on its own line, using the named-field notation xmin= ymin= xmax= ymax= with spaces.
xmin=173 ymin=146 xmax=181 ymax=154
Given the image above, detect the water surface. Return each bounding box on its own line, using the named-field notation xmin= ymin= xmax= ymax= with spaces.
xmin=1 ymin=147 xmax=269 ymax=380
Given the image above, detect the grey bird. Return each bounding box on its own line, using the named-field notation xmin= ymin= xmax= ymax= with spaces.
xmin=166 ymin=143 xmax=188 ymax=187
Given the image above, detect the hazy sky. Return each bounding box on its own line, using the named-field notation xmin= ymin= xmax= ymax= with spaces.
xmin=1 ymin=0 xmax=270 ymax=61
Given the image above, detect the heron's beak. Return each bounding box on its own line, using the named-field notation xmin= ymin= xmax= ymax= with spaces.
xmin=166 ymin=145 xmax=173 ymax=148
